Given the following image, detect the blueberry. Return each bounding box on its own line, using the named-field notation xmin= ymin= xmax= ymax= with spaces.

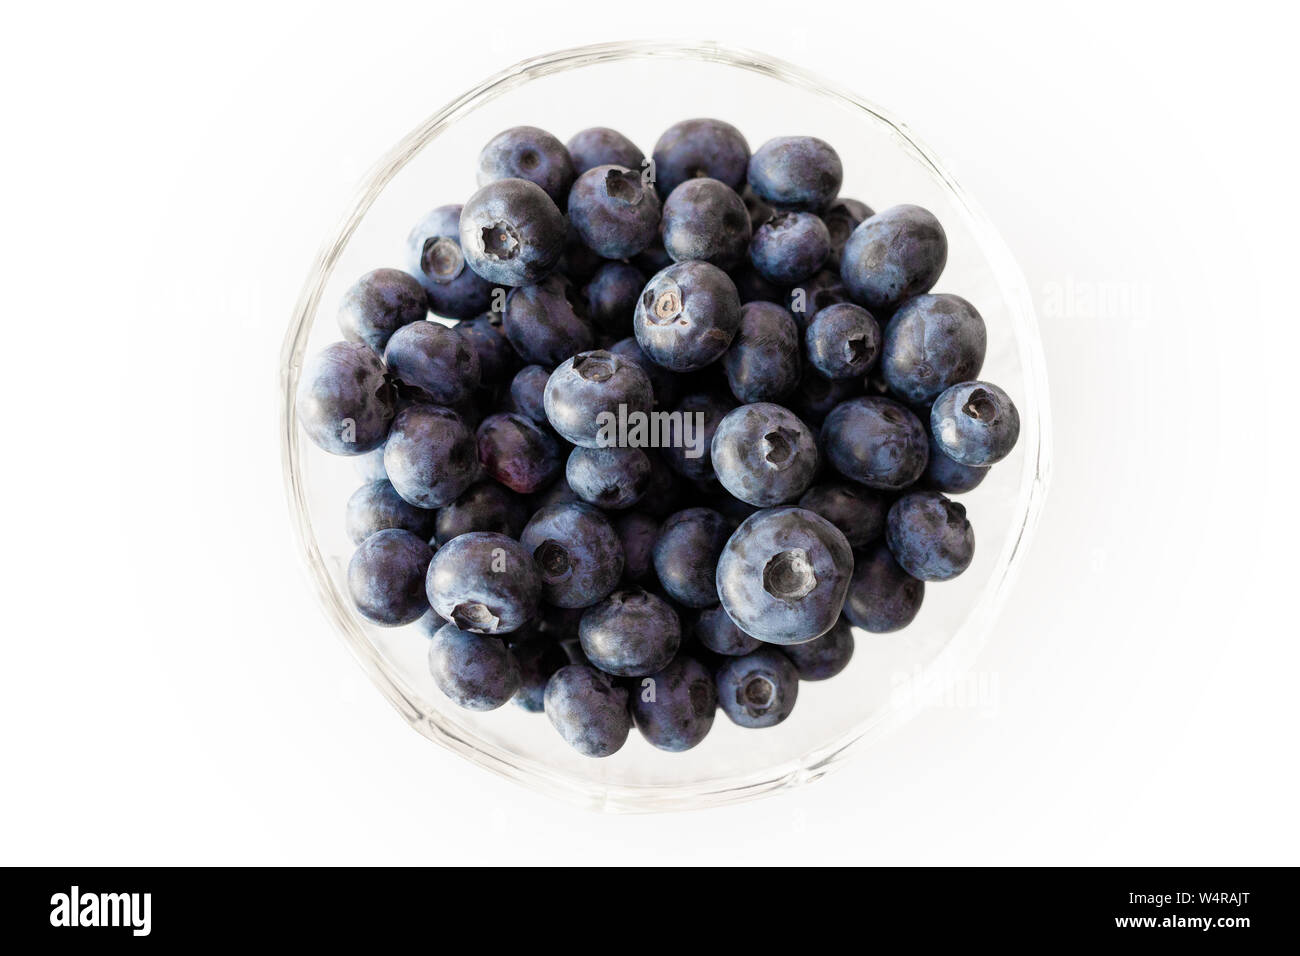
xmin=842 ymin=542 xmax=924 ymax=632
xmin=544 ymin=664 xmax=631 ymax=757
xmin=522 ymin=502 xmax=624 ymax=608
xmin=722 ymin=301 xmax=802 ymax=403
xmin=715 ymin=647 xmax=799 ymax=728
xmin=651 ymin=118 xmax=750 ymax=197
xmin=885 ymin=491 xmax=975 ymax=581
xmin=634 ymin=261 xmax=741 ymax=372
xmin=880 ymin=293 xmax=987 ymax=404
xmin=631 ymin=239 xmax=674 ymax=276
xmin=297 ymin=342 xmax=395 ymax=455
xmin=460 ymin=178 xmax=566 ymax=287
xmin=456 ymin=312 xmax=517 ymax=385
xmin=661 ymin=178 xmax=752 ymax=270
xmin=582 ymin=261 xmax=645 ymax=337
xmin=715 ymin=507 xmax=853 ymax=645
xmin=508 ymin=364 xmax=552 ymax=424
xmin=782 ymin=616 xmax=854 ymax=680
xmin=613 ymin=511 xmax=659 ymax=582
xmin=693 ymin=604 xmax=762 ymax=656
xmin=428 ymin=623 xmax=521 ymax=711
xmin=348 ymin=528 xmax=433 ymax=626
xmin=659 ymin=391 xmax=735 ymax=483
xmin=786 ymin=269 xmax=852 ymax=331
xmin=797 ymin=482 xmax=889 ymax=548
xmin=749 ymin=211 xmax=831 ymax=285
xmin=353 ymin=446 xmax=388 ymax=483
xmin=821 ymin=397 xmax=928 ymax=491
xmin=840 ymin=204 xmax=947 ymax=312
xmin=543 ymin=349 xmax=653 ymax=448
xmin=711 ymin=403 xmax=819 ymax=507
xmin=652 ymin=507 xmax=730 ymax=608
xmin=507 ymin=632 xmax=568 ymax=713
xmin=788 ymin=366 xmax=861 ymax=427
xmin=405 ymin=205 xmax=497 ymax=319
xmin=579 ymin=587 xmax=682 ymax=677
xmin=383 ymin=404 xmax=479 ymax=508
xmin=740 ymin=184 xmax=776 ymax=230
xmin=477 ymin=126 xmax=575 ymax=206
xmin=805 ymin=303 xmax=881 ymax=380
xmin=338 ymin=268 xmax=428 ymax=352
xmin=566 ymin=445 xmax=651 ymax=510
xmin=383 ymin=320 xmax=481 ymax=405
xmin=476 ymin=412 xmax=561 ymax=494
xmin=607 ymin=336 xmax=679 ymax=410
xmin=425 ymin=531 xmax=541 ymax=633
xmin=530 ymin=474 xmax=581 ymax=513
xmin=822 ymin=198 xmax=874 ymax=269
xmin=502 ymin=274 xmax=594 ymax=365
xmin=567 ymin=127 xmax=645 ymax=176
xmin=747 ymin=136 xmax=843 ymax=212
xmin=630 ymin=655 xmax=717 ymax=751
xmin=930 ymin=381 xmax=1020 ymax=466
xmin=346 ymin=479 xmax=436 ymax=545
xmin=637 ymin=452 xmax=683 ymax=518
xmin=921 ymin=432 xmax=989 ymax=494
xmin=433 ymin=480 xmax=529 ymax=545
xmin=729 ymin=263 xmax=784 ymax=305
xmin=568 ymin=165 xmax=661 ymax=259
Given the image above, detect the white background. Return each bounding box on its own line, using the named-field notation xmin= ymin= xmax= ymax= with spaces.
xmin=3 ymin=1 xmax=1296 ymax=864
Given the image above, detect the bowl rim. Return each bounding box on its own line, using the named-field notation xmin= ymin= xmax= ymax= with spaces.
xmin=279 ymin=39 xmax=1053 ymax=813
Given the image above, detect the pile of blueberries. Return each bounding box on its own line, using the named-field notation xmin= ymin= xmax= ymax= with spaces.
xmin=297 ymin=119 xmax=1020 ymax=758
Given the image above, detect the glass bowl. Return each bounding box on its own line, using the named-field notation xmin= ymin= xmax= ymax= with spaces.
xmin=279 ymin=40 xmax=1052 ymax=812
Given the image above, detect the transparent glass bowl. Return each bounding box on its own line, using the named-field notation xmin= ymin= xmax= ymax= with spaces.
xmin=279 ymin=41 xmax=1051 ymax=812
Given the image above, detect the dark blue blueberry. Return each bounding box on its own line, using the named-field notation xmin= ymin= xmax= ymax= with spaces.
xmin=544 ymin=664 xmax=631 ymax=757
xmin=659 ymin=390 xmax=734 ymax=483
xmin=740 ymin=184 xmax=776 ymax=230
xmin=582 ymin=261 xmax=644 ymax=337
xmin=502 ymin=274 xmax=594 ymax=365
xmin=566 ymin=445 xmax=652 ymax=510
xmin=353 ymin=446 xmax=388 ymax=483
xmin=788 ymin=366 xmax=861 ymax=427
xmin=460 ymin=178 xmax=567 ymax=286
xmin=567 ymin=127 xmax=645 ymax=176
xmin=715 ymin=647 xmax=799 ymax=728
xmin=716 ymin=507 xmax=853 ymax=645
xmin=476 ymin=126 xmax=575 ymax=206
xmin=543 ymin=349 xmax=653 ymax=448
xmin=579 ymin=587 xmax=682 ymax=677
xmin=613 ymin=511 xmax=659 ymax=581
xmin=559 ymin=219 xmax=605 ymax=281
xmin=428 ymin=623 xmax=521 ymax=711
xmin=568 ymin=165 xmax=661 ymax=259
xmin=822 ymin=198 xmax=874 ymax=269
xmin=634 ymin=261 xmax=741 ymax=372
xmin=631 ymin=655 xmax=717 ymax=751
xmin=652 ymin=507 xmax=730 ymax=609
xmin=346 ymin=479 xmax=436 ymax=545
xmin=797 ymin=482 xmax=890 ymax=548
xmin=425 ymin=531 xmax=541 ymax=633
xmin=747 ymin=136 xmax=843 ymax=212
xmin=607 ymin=336 xmax=679 ymax=410
xmin=507 ymin=631 xmax=568 ymax=713
xmin=805 ymin=302 xmax=880 ymax=381
xmin=886 ymin=491 xmax=975 ymax=581
xmin=405 ymin=205 xmax=496 ymax=319
xmin=661 ymin=178 xmax=752 ymax=270
xmin=456 ymin=312 xmax=517 ymax=385
xmin=348 ymin=528 xmax=433 ymax=626
xmin=297 ymin=342 xmax=395 ymax=455
xmin=522 ymin=502 xmax=624 ymax=608
xmin=921 ymin=432 xmax=988 ymax=494
xmin=786 ymin=269 xmax=852 ymax=331
xmin=782 ymin=616 xmax=854 ymax=680
xmin=711 ymin=403 xmax=819 ymax=507
xmin=507 ymin=364 xmax=551 ymax=424
xmin=843 ymin=542 xmax=924 ymax=632
xmin=338 ymin=268 xmax=427 ymax=352
xmin=930 ymin=381 xmax=1020 ymax=466
xmin=476 ymin=412 xmax=561 ymax=494
xmin=651 ymin=118 xmax=750 ymax=197
xmin=840 ymin=204 xmax=947 ymax=312
xmin=693 ymin=604 xmax=762 ymax=656
xmin=433 ymin=480 xmax=528 ymax=545
xmin=881 ymin=294 xmax=987 ymax=404
xmin=821 ymin=397 xmax=928 ymax=490
xmin=383 ymin=404 xmax=479 ymax=508
xmin=722 ymin=301 xmax=802 ymax=404
xmin=383 ymin=320 xmax=481 ymax=405
xmin=749 ymin=211 xmax=831 ymax=285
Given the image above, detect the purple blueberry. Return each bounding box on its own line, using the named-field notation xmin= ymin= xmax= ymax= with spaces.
xmin=711 ymin=403 xmax=819 ymax=507
xmin=348 ymin=528 xmax=433 ymax=626
xmin=661 ymin=178 xmax=752 ymax=270
xmin=425 ymin=531 xmax=541 ymax=634
xmin=476 ymin=412 xmax=562 ymax=494
xmin=297 ymin=342 xmax=395 ymax=455
xmin=522 ymin=502 xmax=624 ymax=608
xmin=544 ymin=664 xmax=631 ymax=757
xmin=840 ymin=204 xmax=947 ymax=312
xmin=921 ymin=432 xmax=989 ymax=494
xmin=722 ymin=301 xmax=802 ymax=404
xmin=476 ymin=126 xmax=575 ymax=206
xmin=634 ymin=261 xmax=741 ymax=372
xmin=566 ymin=445 xmax=652 ymax=510
xmin=507 ymin=364 xmax=551 ymax=424
xmin=383 ymin=320 xmax=481 ymax=405
xmin=652 ymin=507 xmax=730 ymax=609
xmin=567 ymin=127 xmax=644 ymax=175
xmin=693 ymin=604 xmax=762 ymax=656
xmin=543 ymin=349 xmax=653 ymax=448
xmin=797 ymin=482 xmax=890 ymax=548
xmin=460 ymin=178 xmax=566 ymax=287
xmin=502 ymin=274 xmax=594 ymax=365
xmin=747 ymin=136 xmax=843 ymax=212
xmin=821 ymin=397 xmax=928 ymax=491
xmin=749 ymin=211 xmax=831 ymax=285
xmin=428 ymin=623 xmax=521 ymax=711
xmin=930 ymin=381 xmax=1020 ymax=466
xmin=651 ymin=118 xmax=750 ymax=197
xmin=631 ymin=655 xmax=717 ymax=752
xmin=885 ymin=491 xmax=975 ymax=581
xmin=406 ymin=205 xmax=496 ymax=319
xmin=433 ymin=480 xmax=529 ymax=545
xmin=345 ymin=479 xmax=436 ymax=545
xmin=582 ymin=261 xmax=645 ymax=337
xmin=337 ymin=268 xmax=427 ymax=352
xmin=715 ymin=647 xmax=800 ymax=728
xmin=579 ymin=587 xmax=682 ymax=677
xmin=568 ymin=165 xmax=661 ymax=259
xmin=782 ymin=616 xmax=854 ymax=680
xmin=843 ymin=542 xmax=924 ymax=632
xmin=881 ymin=294 xmax=987 ymax=404
xmin=805 ymin=303 xmax=880 ymax=380
xmin=383 ymin=404 xmax=479 ymax=508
